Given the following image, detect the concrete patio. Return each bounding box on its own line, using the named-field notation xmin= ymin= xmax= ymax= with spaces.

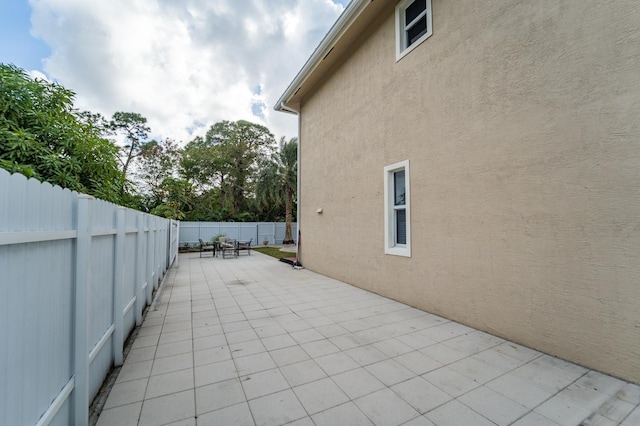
xmin=96 ymin=252 xmax=640 ymax=426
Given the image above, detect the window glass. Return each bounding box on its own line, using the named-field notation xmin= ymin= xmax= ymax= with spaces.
xmin=394 ymin=170 xmax=406 ymax=206
xmin=396 ymin=209 xmax=407 ymax=245
xmin=407 ymin=17 xmax=427 ymax=46
xmin=405 ymin=0 xmax=426 ymax=26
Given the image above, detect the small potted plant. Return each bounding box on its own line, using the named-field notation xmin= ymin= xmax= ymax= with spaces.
xmin=263 ymin=237 xmax=269 ymax=246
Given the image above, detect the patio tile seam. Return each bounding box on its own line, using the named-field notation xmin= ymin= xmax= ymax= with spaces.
xmin=448 ymin=365 xmax=591 ymax=426
xmin=176 ymin=261 xmax=203 ymax=424
xmin=620 ymin=404 xmax=640 ymax=425
xmin=137 ymin=271 xmax=180 ymax=424
xmin=539 ymin=370 xmax=633 ymax=425
xmin=202 ymin=272 xmax=261 ymax=426
xmin=332 ymin=349 xmax=536 ymax=422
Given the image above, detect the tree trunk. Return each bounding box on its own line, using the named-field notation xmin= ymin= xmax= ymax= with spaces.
xmin=283 ymin=189 xmax=294 ymax=244
xmin=120 ymin=142 xmax=136 ymax=195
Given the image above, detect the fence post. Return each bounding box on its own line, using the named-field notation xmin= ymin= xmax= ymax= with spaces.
xmin=166 ymin=221 xmax=170 ymax=269
xmin=73 ymin=195 xmax=93 ymax=426
xmin=146 ymin=215 xmax=153 ymax=304
xmin=113 ymin=207 xmax=125 ymax=366
xmin=256 ymin=224 xmax=259 ymax=245
xmin=157 ymin=218 xmax=163 ymax=287
xmin=175 ymin=221 xmax=180 ymax=268
xmin=153 ymin=218 xmax=160 ymax=290
xmin=135 ymin=213 xmax=144 ymax=326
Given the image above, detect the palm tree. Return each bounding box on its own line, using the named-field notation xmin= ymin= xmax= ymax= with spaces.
xmin=256 ymin=137 xmax=298 ymax=244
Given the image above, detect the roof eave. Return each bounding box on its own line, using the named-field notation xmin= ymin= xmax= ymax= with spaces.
xmin=274 ymin=0 xmax=372 ymax=113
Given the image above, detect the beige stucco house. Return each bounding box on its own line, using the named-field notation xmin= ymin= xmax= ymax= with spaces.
xmin=275 ymin=0 xmax=640 ymax=383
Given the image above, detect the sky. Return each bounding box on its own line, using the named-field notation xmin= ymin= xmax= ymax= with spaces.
xmin=0 ymin=0 xmax=352 ymax=144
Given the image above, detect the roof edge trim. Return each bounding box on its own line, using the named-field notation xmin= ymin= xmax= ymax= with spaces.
xmin=274 ymin=0 xmax=372 ymax=113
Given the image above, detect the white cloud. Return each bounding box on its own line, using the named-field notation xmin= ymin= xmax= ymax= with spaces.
xmin=28 ymin=0 xmax=346 ymax=144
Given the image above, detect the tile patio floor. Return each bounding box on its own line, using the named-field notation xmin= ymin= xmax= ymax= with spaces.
xmin=96 ymin=253 xmax=640 ymax=426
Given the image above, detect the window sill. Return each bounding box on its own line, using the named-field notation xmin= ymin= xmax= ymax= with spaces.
xmin=385 ymin=246 xmax=411 ymax=257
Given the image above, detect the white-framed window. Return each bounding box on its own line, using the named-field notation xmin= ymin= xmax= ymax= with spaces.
xmin=384 ymin=160 xmax=411 ymax=257
xmin=395 ymin=0 xmax=433 ymax=61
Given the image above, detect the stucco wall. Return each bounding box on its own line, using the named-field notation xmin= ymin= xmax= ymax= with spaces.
xmin=298 ymin=0 xmax=640 ymax=383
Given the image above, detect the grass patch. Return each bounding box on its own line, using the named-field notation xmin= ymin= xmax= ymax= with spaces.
xmin=253 ymin=247 xmax=296 ymax=260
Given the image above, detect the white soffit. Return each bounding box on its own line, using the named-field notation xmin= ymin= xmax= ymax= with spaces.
xmin=274 ymin=0 xmax=374 ymax=113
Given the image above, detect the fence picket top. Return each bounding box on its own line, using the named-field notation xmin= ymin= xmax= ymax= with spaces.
xmin=125 ymin=208 xmax=138 ymax=229
xmin=1 ymin=169 xmax=78 ymax=232
xmin=91 ymin=198 xmax=117 ymax=231
xmin=48 ymin=185 xmax=76 ymax=231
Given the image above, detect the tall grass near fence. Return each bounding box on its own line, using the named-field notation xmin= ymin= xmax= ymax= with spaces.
xmin=0 ymin=168 xmax=179 ymax=426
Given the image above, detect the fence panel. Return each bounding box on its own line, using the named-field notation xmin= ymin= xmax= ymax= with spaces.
xmin=180 ymin=221 xmax=297 ymax=246
xmin=87 ymin=198 xmax=117 ymax=401
xmin=0 ymin=169 xmax=179 ymax=426
xmin=0 ymin=173 xmax=76 ymax=426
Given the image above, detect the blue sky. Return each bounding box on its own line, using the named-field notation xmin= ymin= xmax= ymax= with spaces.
xmin=0 ymin=0 xmax=352 ymax=142
xmin=0 ymin=0 xmax=50 ymax=70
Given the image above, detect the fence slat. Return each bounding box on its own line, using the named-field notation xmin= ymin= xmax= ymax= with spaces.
xmin=135 ymin=213 xmax=144 ymax=326
xmin=73 ymin=195 xmax=93 ymax=426
xmin=113 ymin=208 xmax=126 ymax=366
xmin=146 ymin=215 xmax=153 ymax=305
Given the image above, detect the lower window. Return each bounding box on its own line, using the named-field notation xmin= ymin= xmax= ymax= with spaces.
xmin=384 ymin=160 xmax=411 ymax=257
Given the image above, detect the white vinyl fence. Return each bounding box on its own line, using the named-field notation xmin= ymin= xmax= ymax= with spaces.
xmin=0 ymin=169 xmax=179 ymax=426
xmin=180 ymin=221 xmax=297 ymax=246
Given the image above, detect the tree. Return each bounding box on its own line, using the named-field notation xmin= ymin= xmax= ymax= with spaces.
xmin=150 ymin=177 xmax=193 ymax=220
xmin=134 ymin=138 xmax=181 ymax=199
xmin=0 ymin=63 xmax=125 ymax=203
xmin=256 ymin=137 xmax=298 ymax=244
xmin=179 ymin=120 xmax=275 ymax=220
xmin=205 ymin=120 xmax=275 ymax=214
xmin=109 ymin=111 xmax=150 ymax=189
xmin=180 ymin=136 xmax=224 ymax=191
xmin=132 ymin=138 xmax=193 ymax=217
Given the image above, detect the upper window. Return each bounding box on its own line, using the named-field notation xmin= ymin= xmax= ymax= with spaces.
xmin=384 ymin=160 xmax=411 ymax=257
xmin=395 ymin=0 xmax=432 ymax=61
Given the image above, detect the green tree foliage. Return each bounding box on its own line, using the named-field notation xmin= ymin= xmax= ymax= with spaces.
xmin=131 ymin=138 xmax=196 ymax=219
xmin=204 ymin=120 xmax=275 ymax=214
xmin=109 ymin=111 xmax=151 ymax=192
xmin=180 ymin=135 xmax=221 ymax=191
xmin=150 ymin=177 xmax=193 ymax=220
xmin=135 ymin=138 xmax=180 ymax=198
xmin=256 ymin=137 xmax=298 ymax=243
xmin=180 ymin=120 xmax=275 ymax=220
xmin=0 ymin=64 xmax=297 ymax=224
xmin=0 ymin=63 xmax=124 ymax=203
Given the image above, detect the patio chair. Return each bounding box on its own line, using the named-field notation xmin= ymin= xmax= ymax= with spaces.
xmin=219 ymin=237 xmax=238 ymax=259
xmin=237 ymin=238 xmax=252 ymax=255
xmin=199 ymin=239 xmax=215 ymax=258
